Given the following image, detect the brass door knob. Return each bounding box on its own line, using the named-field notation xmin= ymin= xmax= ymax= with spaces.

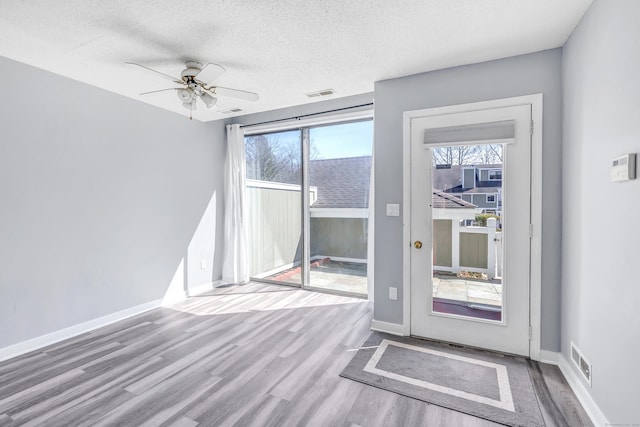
xmin=414 ymin=241 xmax=423 ymax=249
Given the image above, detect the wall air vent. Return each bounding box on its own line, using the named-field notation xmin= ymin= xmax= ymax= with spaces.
xmin=571 ymin=344 xmax=580 ymax=365
xmin=219 ymin=108 xmax=243 ymax=114
xmin=305 ymin=89 xmax=335 ymax=98
xmin=570 ymin=342 xmax=592 ymax=386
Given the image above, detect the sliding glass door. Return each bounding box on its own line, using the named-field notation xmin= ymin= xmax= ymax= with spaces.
xmin=244 ymin=119 xmax=373 ymax=297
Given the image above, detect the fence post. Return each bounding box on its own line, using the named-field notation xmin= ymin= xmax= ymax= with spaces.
xmin=487 ymin=218 xmax=497 ymax=279
xmin=452 ymin=219 xmax=461 ymax=273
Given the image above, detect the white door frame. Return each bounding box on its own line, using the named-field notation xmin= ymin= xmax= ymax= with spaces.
xmin=402 ymin=94 xmax=543 ymax=361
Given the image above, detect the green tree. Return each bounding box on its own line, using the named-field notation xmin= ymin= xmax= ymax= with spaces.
xmin=475 ymin=213 xmax=500 ymax=226
xmin=245 ymin=135 xmax=301 ymax=182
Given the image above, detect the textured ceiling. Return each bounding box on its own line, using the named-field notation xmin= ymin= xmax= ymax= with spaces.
xmin=0 ymin=0 xmax=592 ymax=122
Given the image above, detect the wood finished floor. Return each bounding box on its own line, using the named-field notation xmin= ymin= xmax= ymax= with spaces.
xmin=0 ymin=282 xmax=591 ymax=427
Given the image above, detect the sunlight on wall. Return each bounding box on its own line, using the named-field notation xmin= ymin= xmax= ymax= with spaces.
xmin=186 ymin=191 xmax=218 ymax=294
xmin=162 ymin=191 xmax=219 ymax=306
xmin=162 ymin=258 xmax=185 ymax=306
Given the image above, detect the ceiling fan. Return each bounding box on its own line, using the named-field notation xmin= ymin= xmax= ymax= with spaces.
xmin=126 ymin=61 xmax=259 ymax=117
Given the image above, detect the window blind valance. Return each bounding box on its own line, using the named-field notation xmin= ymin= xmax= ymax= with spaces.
xmin=424 ymin=120 xmax=514 ymax=145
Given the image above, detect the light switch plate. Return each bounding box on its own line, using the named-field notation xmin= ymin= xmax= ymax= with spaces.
xmin=386 ymin=204 xmax=400 ymax=216
xmin=389 ymin=287 xmax=398 ymax=300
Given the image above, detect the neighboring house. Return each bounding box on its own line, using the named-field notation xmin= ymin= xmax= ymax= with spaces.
xmin=434 ymin=164 xmax=502 ymax=215
xmin=432 ymin=188 xmax=479 ymax=214
xmin=308 ymin=156 xmax=372 ymax=262
xmin=309 ymin=156 xmax=371 ymax=210
xmin=432 ymin=189 xmax=501 ymax=279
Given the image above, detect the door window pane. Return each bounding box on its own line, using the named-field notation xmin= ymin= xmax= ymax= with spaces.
xmin=431 ymin=144 xmax=503 ymax=320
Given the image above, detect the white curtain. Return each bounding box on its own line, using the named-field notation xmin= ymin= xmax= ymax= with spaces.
xmin=222 ymin=124 xmax=249 ymax=284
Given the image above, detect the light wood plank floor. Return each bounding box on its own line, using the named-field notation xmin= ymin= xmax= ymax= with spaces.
xmin=0 ymin=282 xmax=591 ymax=426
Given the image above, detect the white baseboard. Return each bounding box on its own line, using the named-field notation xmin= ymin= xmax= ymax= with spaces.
xmin=0 ymin=299 xmax=162 ymax=363
xmin=370 ymin=319 xmax=406 ymax=336
xmin=557 ymin=353 xmax=608 ymax=427
xmin=162 ymin=280 xmax=224 ymax=307
xmin=539 ymin=349 xmax=560 ymax=365
xmin=187 ymin=280 xmax=223 ymax=297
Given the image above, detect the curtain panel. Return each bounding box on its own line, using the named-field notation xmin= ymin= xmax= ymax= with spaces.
xmin=222 ymin=124 xmax=249 ymax=284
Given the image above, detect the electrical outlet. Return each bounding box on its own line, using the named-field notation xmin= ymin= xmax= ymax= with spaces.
xmin=389 ymin=287 xmax=398 ymax=300
xmin=200 ymin=260 xmax=207 ymax=269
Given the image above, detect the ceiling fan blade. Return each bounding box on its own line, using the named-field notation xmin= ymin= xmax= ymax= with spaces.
xmin=125 ymin=62 xmax=182 ymax=84
xmin=139 ymin=88 xmax=181 ymax=96
xmin=213 ymin=86 xmax=259 ymax=102
xmin=195 ymin=63 xmax=226 ymax=85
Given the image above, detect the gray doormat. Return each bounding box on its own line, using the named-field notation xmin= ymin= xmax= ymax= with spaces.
xmin=340 ymin=332 xmax=544 ymax=427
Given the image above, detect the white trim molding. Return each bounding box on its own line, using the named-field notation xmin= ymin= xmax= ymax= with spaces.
xmin=529 ymin=95 xmax=543 ymax=362
xmin=402 ymin=94 xmax=544 ymax=360
xmin=186 ymin=281 xmax=223 ymax=298
xmin=310 ymin=208 xmax=368 ymax=218
xmin=371 ymin=319 xmax=407 ymax=336
xmin=0 ymin=299 xmax=162 ymax=363
xmin=539 ymin=349 xmax=560 ymax=365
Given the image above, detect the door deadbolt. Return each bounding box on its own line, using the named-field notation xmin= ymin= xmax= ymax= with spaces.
xmin=414 ymin=240 xmax=423 ymax=249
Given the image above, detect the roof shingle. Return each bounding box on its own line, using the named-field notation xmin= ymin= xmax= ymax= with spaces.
xmin=309 ymin=156 xmax=371 ymax=208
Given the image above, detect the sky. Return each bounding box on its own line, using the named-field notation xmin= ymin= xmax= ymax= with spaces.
xmin=252 ymin=120 xmax=373 ymax=160
xmin=310 ymin=120 xmax=373 ymax=159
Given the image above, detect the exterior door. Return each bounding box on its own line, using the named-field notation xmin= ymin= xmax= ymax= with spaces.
xmin=409 ymin=104 xmax=532 ymax=356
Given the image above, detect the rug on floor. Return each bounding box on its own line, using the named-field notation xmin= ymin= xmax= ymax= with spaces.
xmin=340 ymin=332 xmax=544 ymax=427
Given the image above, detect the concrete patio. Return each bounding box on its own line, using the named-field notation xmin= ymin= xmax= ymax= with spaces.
xmin=265 ymin=260 xmax=368 ymax=295
xmin=433 ymin=274 xmax=502 ymax=307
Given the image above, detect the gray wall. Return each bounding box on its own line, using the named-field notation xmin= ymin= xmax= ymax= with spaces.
xmin=311 ymin=218 xmax=368 ymax=259
xmin=373 ymin=49 xmax=563 ymax=351
xmin=467 ymin=193 xmax=498 ymax=209
xmin=463 ymin=168 xmax=476 ymax=188
xmin=0 ymin=56 xmax=226 ymax=349
xmin=562 ymin=0 xmax=639 ymax=421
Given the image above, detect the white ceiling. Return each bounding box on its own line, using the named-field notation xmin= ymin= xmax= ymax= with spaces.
xmin=0 ymin=0 xmax=592 ymax=122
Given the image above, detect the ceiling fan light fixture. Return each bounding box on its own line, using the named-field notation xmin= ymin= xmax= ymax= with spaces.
xmin=201 ymin=92 xmax=217 ymax=109
xmin=182 ymin=100 xmax=197 ymax=111
xmin=177 ymin=88 xmax=194 ymax=103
